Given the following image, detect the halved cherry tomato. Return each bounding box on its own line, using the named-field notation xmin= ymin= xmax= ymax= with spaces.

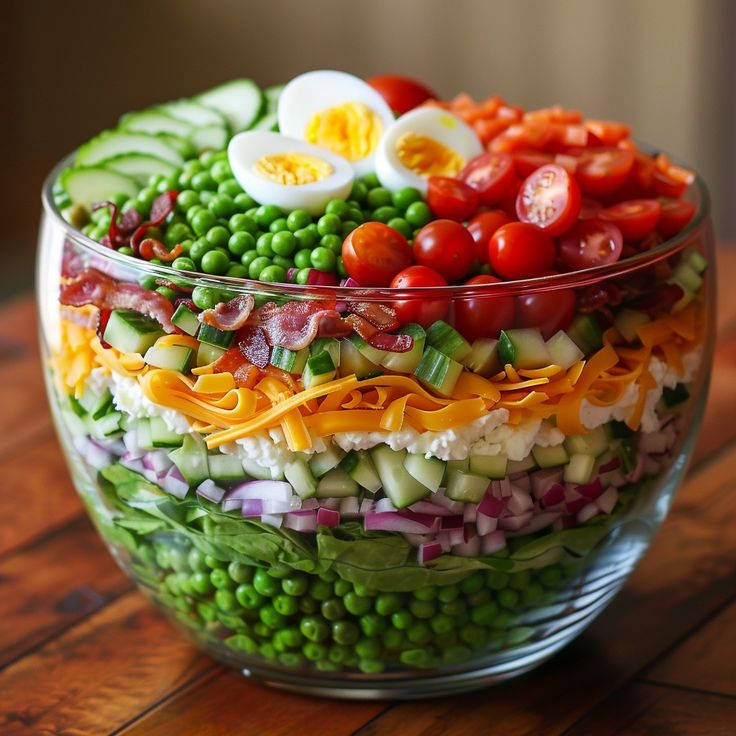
xmin=599 ymin=199 xmax=661 ymax=240
xmin=413 ymin=219 xmax=475 ymax=282
xmin=454 ymin=274 xmax=515 ymax=341
xmin=488 ymin=222 xmax=556 ymax=280
xmin=579 ymin=197 xmax=603 ymax=220
xmin=515 ymin=286 xmax=576 ymax=339
xmin=653 ymin=154 xmax=695 ymax=199
xmin=390 ymin=265 xmax=450 ymax=327
xmin=516 ymin=164 xmax=581 ymax=237
xmin=512 ymin=150 xmax=554 ymax=178
xmin=426 ymin=176 xmax=480 ymax=221
xmin=584 ymin=120 xmax=631 ymax=146
xmin=466 ymin=211 xmax=512 ymax=263
xmin=657 ymin=198 xmax=697 ymax=239
xmin=558 ymin=219 xmax=623 ymax=271
xmin=459 ymin=152 xmax=516 ymax=206
xmin=341 ymin=222 xmax=412 ymax=287
xmin=366 ymin=74 xmax=437 ymax=115
xmin=575 ymin=147 xmax=634 ymax=196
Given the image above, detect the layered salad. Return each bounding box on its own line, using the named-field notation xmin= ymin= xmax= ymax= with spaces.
xmin=46 ymin=71 xmax=707 ymax=677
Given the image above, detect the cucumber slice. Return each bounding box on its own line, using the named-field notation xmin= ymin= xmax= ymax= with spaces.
xmin=195 ymin=79 xmax=264 ymax=132
xmin=169 ymin=433 xmax=209 ymax=486
xmin=102 ymin=153 xmax=178 ymax=185
xmin=563 ymin=453 xmax=597 ymax=485
xmin=316 ymin=468 xmax=359 ymax=498
xmin=79 ymin=387 xmax=113 ymax=419
xmin=103 ymin=309 xmax=165 ymax=354
xmin=150 ymin=416 xmax=184 ymax=448
xmin=445 ymin=469 xmax=490 ymax=503
xmin=196 ymin=342 xmax=226 ymax=367
xmin=60 ymin=167 xmax=139 ymax=209
xmin=425 ymin=320 xmax=471 ymax=361
xmin=370 ymin=445 xmax=431 ymax=508
xmin=242 ymin=457 xmax=280 ymax=481
xmin=302 ymin=351 xmax=336 ymax=388
xmin=208 ymin=454 xmax=245 ymax=482
xmin=197 ymin=323 xmax=235 ymax=349
xmin=120 ymin=108 xmax=194 ymax=138
xmin=76 ymin=130 xmax=186 ymax=167
xmin=532 ymin=443 xmax=569 ymax=468
xmin=250 ymin=112 xmax=278 ymax=132
xmin=546 ymin=330 xmax=584 ymax=369
xmin=270 ymin=345 xmax=309 ymax=374
xmin=506 ymin=455 xmax=537 ymax=474
xmin=380 ymin=324 xmax=426 ymax=374
xmin=403 ymin=453 xmax=446 ymax=493
xmin=686 ymin=249 xmax=708 ymax=274
xmin=348 ymin=334 xmax=388 ymax=365
xmin=340 ymin=451 xmax=382 ymax=493
xmin=89 ymin=411 xmax=123 ymax=438
xmin=614 ymin=309 xmax=651 ymax=343
xmin=284 ymin=457 xmax=318 ymax=499
xmin=171 ymin=303 xmax=201 ymax=337
xmin=311 ymin=338 xmax=341 ymax=368
xmin=135 ymin=418 xmax=155 ymax=450
xmin=190 ymin=124 xmax=229 ymax=153
xmin=672 ymin=261 xmax=703 ymax=293
xmin=446 ymin=458 xmax=470 ymax=474
xmin=339 ymin=337 xmax=382 ymax=379
xmin=567 ymin=314 xmax=603 ymax=354
xmin=462 ymin=338 xmax=500 ymax=377
xmin=144 ymin=344 xmax=193 ymax=373
xmin=469 ymin=453 xmax=508 ymax=479
xmin=309 ymin=444 xmax=346 ymax=478
xmin=161 ymin=100 xmax=228 ymax=128
xmin=414 ymin=346 xmax=463 ymax=397
xmin=564 ymin=426 xmax=609 ymax=457
xmin=497 ymin=328 xmax=551 ymax=369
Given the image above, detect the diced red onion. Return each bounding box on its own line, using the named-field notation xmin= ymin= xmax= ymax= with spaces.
xmin=491 ymin=478 xmax=512 ymax=498
xmin=638 ymin=432 xmax=670 ymax=455
xmin=407 ymin=501 xmax=455 ymax=516
xmin=565 ymin=498 xmax=588 ymax=514
xmin=317 ymin=507 xmax=340 ymax=527
xmin=221 ymin=498 xmax=243 ymax=513
xmin=261 ymin=513 xmax=283 ymax=528
xmin=403 ymin=532 xmax=430 ymax=547
xmin=626 ymin=454 xmax=645 ymax=483
xmin=359 ymin=498 xmax=375 ymax=515
xmin=375 ymin=497 xmax=397 ymax=512
xmin=286 ymin=267 xmax=299 ymax=283
xmin=531 ymin=468 xmax=565 ymax=499
xmin=598 ymin=456 xmax=621 ymax=474
xmin=453 ymin=534 xmax=481 ymax=557
xmin=364 ymin=511 xmax=434 ymax=534
xmin=262 ymin=499 xmax=295 ymax=514
xmin=120 ymin=454 xmax=146 ymax=476
xmin=507 ymin=487 xmax=534 ymax=515
xmin=342 ymin=277 xmax=361 ymax=288
xmin=284 ymin=510 xmax=317 ymax=532
xmin=597 ymin=487 xmax=619 ymax=514
xmin=301 ymin=498 xmax=320 ymax=510
xmin=508 ymin=511 xmax=560 ymax=535
xmin=607 ymin=470 xmax=627 ymax=487
xmin=509 ymin=472 xmax=532 ymax=492
xmin=430 ymin=491 xmax=465 ymax=513
xmin=418 ymin=542 xmax=443 ymax=564
xmin=481 ymin=530 xmax=506 ymax=554
xmin=339 ymin=496 xmax=360 ymax=518
xmin=319 ymin=497 xmax=341 ymax=510
xmin=75 ymin=436 xmax=113 ymax=470
xmin=241 ymin=499 xmax=263 ymax=517
xmin=498 ymin=511 xmax=533 ymax=531
xmin=226 ymin=480 xmax=292 ymax=503
xmin=143 ymin=450 xmax=173 ymax=475
xmin=463 ymin=504 xmax=477 ymax=523
xmin=122 ymin=431 xmax=144 ymax=459
xmin=196 ymin=479 xmax=225 ymax=503
xmin=575 ymin=477 xmax=603 ymax=500
xmin=476 ymin=512 xmax=498 ymax=536
xmin=161 ymin=466 xmax=189 ymax=499
xmin=577 ymin=502 xmax=600 ymax=524
xmin=97 ymin=437 xmax=126 ymax=456
xmin=306 ymin=269 xmax=340 ymax=286
xmin=541 ymin=483 xmax=565 ymax=507
xmin=439 ymin=514 xmax=464 ymax=531
xmin=478 ymin=493 xmax=505 ymax=518
xmin=643 ymin=457 xmax=661 ymax=475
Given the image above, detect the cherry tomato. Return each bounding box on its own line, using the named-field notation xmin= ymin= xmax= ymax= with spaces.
xmin=512 ymin=150 xmax=554 ymax=178
xmin=516 ymin=164 xmax=581 ymax=237
xmin=459 ymin=152 xmax=516 ymax=206
xmin=390 ymin=265 xmax=449 ymax=327
xmin=579 ymin=197 xmax=603 ymax=220
xmin=413 ymin=219 xmax=475 ymax=282
xmin=515 ymin=287 xmax=576 ymax=339
xmin=558 ymin=218 xmax=623 ymax=271
xmin=341 ymin=222 xmax=412 ymax=287
xmin=488 ymin=222 xmax=556 ymax=280
xmin=466 ymin=211 xmax=512 ymax=263
xmin=366 ymin=74 xmax=437 ymax=115
xmin=599 ymin=199 xmax=660 ymax=241
xmin=657 ymin=198 xmax=697 ymax=239
xmin=653 ymin=169 xmax=688 ymax=199
xmin=427 ymin=176 xmax=480 ymax=221
xmin=574 ymin=147 xmax=634 ymax=196
xmin=454 ymin=274 xmax=515 ymax=341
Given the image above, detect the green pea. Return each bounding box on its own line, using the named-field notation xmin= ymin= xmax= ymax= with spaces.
xmin=371 ymin=205 xmax=400 ymax=224
xmin=344 ymin=592 xmax=371 ymax=616
xmin=498 ymin=588 xmax=519 ymax=610
xmin=215 ymin=589 xmax=240 ymax=612
xmin=273 ymin=256 xmax=292 ymax=270
xmin=355 ymin=639 xmax=381 ymax=660
xmin=191 ymin=209 xmax=217 ymax=237
xmin=210 ymin=568 xmax=235 ymax=590
xmin=295 ymin=268 xmax=311 ymax=285
xmin=391 ymin=610 xmax=414 ymax=630
xmin=382 ymin=628 xmax=405 ymax=651
xmin=405 ymin=201 xmax=433 ymax=228
xmin=320 ymin=233 xmax=343 ymax=254
xmin=210 ymin=159 xmax=233 ymax=183
xmin=266 ymin=217 xmax=286 ymax=234
xmin=361 ymin=172 xmax=381 ymax=189
xmin=459 ymin=572 xmax=485 ymax=595
xmin=467 ymin=590 xmax=491 ymax=607
xmin=225 ymin=633 xmax=258 ymax=653
xmin=209 ymin=194 xmax=237 ymax=219
xmin=409 ymin=599 xmax=436 ymax=620
xmin=430 ymin=613 xmax=455 ymax=634
xmin=191 ymin=172 xmax=217 ymax=192
xmin=376 ymin=593 xmax=403 ymax=616
xmin=281 ymin=627 xmax=304 ymax=648
xmin=171 ymin=257 xmax=196 ymax=272
xmin=392 ymin=186 xmax=422 ymax=210
xmin=177 ymin=189 xmax=199 ymax=212
xmin=332 ymin=620 xmax=359 ymax=645
xmin=349 ymin=180 xmax=368 ymax=203
xmin=506 ymin=627 xmax=534 ymax=646
xmin=226 ymin=264 xmax=248 ymax=278
xmin=538 ymin=565 xmax=563 ymax=588
xmin=190 ymin=571 xmax=214 ymax=595
xmin=183 ymin=159 xmax=204 ymax=174
xmin=340 ymin=221 xmax=359 ymax=238
xmin=135 ymin=187 xmax=157 ymax=213
xmin=205 ymin=225 xmax=230 ymax=249
xmin=345 ymin=207 xmax=364 ymax=225
xmin=259 ymin=265 xmax=286 ymax=282
xmin=413 ymin=586 xmax=438 ymax=602
xmin=234 ymin=192 xmax=257 ymax=212
xmin=387 ymin=217 xmax=412 ymax=239
xmin=165 ymin=221 xmax=193 ymax=247
xmin=204 ymin=554 xmax=227 ymax=569
xmin=358 ymin=613 xmax=385 ymax=638
xmin=299 ymin=597 xmax=319 ymax=614
xmin=187 ymin=548 xmax=207 ymax=571
xmin=330 ymin=579 xmax=349 ymax=597
xmin=310 ymin=246 xmax=336 ymax=272
xmin=215 ymin=181 xmax=241 ymax=200
xmin=407 ymin=621 xmax=433 ymax=645
xmin=272 ymin=230 xmax=296 ymax=256
xmin=259 ymin=642 xmax=277 ymax=660
xmin=328 ymin=644 xmax=350 ymax=664
xmin=522 ymin=582 xmax=545 ymax=606
xmin=256 ymin=232 xmax=275 ymax=257
xmin=201 ymin=249 xmax=231 ymax=275
xmin=294 ymin=249 xmax=313 ymax=269
xmin=317 ymin=213 xmax=341 ymax=236
xmin=255 ymin=203 xmax=283 ymax=228
xmin=300 ymin=616 xmax=329 ymax=643
xmin=282 ymin=575 xmax=308 ymax=597
xmin=199 ymin=150 xmax=218 ymax=167
xmin=440 ymin=599 xmax=467 ymax=617
xmin=486 ymin=571 xmax=510 ymax=590
xmin=228 ymin=231 xmax=256 ymax=257
xmin=177 ymin=171 xmax=195 ymax=189
xmin=302 ymin=641 xmax=328 ymax=661
xmin=321 ymin=598 xmax=346 ymax=621
xmin=337 ymin=256 xmax=348 ymax=279
xmin=294 ymin=227 xmax=317 ymax=249
xmin=359 ymin=658 xmax=385 ymax=674
xmin=185 ymin=204 xmax=204 ymax=225
xmin=191 ymin=286 xmax=219 ymax=310
xmin=197 ymin=602 xmax=218 ymax=622
xmin=228 ymin=213 xmax=258 ymax=235
xmin=279 ymin=651 xmax=305 ymax=668
xmin=400 ymin=649 xmax=436 ymax=668
xmin=235 ymin=583 xmax=264 ymax=609
xmin=117 ymin=246 xmax=134 ymax=257
xmin=286 ymin=209 xmax=311 ymax=231
xmin=272 ymin=593 xmax=299 ymax=616
xmin=509 ymin=570 xmax=531 ymax=591
xmin=470 ymin=600 xmax=499 ymax=626
xmin=259 ymin=604 xmax=287 ymax=630
xmin=305 ymin=222 xmax=320 ymax=237
xmin=252 ymin=568 xmax=280 ymax=597
xmin=325 ymin=199 xmax=351 ymax=219
xmin=227 ymin=562 xmax=253 ymax=584
xmin=366 ymin=187 xmax=393 ymax=210
xmin=460 ymin=623 xmax=487 ymax=648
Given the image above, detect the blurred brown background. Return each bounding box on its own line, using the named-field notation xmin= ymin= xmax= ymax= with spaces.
xmin=2 ymin=0 xmax=734 ymax=299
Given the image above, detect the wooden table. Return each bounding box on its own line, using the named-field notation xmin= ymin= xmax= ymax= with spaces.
xmin=1 ymin=249 xmax=735 ymax=736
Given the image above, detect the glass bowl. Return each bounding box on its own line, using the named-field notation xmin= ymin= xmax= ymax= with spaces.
xmin=37 ymin=155 xmax=715 ymax=699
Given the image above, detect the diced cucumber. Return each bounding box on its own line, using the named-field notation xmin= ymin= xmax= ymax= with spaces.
xmin=208 ymin=454 xmax=245 ymax=482
xmin=171 ymin=303 xmax=201 ymax=337
xmin=370 ymin=445 xmax=431 ymax=507
xmin=663 ymin=383 xmax=690 ymax=407
xmin=311 ymin=337 xmax=341 ymax=368
xmin=532 ymin=443 xmax=569 ymax=468
xmin=90 ymin=411 xmax=123 ymax=438
xmin=161 ymin=99 xmax=229 ymax=128
xmin=242 ymin=457 xmax=281 ymax=481
xmin=425 ymin=320 xmax=471 ymax=361
xmin=302 ymin=351 xmax=336 ymax=388
xmin=316 ymin=468 xmax=359 ymax=498
xmin=414 ymin=346 xmax=463 ymax=397
xmin=686 ymin=249 xmax=708 ymax=274
xmin=60 ymin=167 xmax=140 ymax=209
xmin=62 ymin=409 xmax=89 ymax=437
xmin=195 ymin=79 xmax=264 ymax=132
xmin=102 ymin=153 xmax=178 ymax=185
xmin=150 ymin=416 xmax=184 ymax=448
xmin=197 ymin=323 xmax=235 ymax=349
xmin=143 ymin=344 xmax=193 ymax=373
xmin=309 ymin=444 xmax=346 ymax=478
xmin=135 ymin=418 xmax=155 ymax=450
xmin=404 ymin=453 xmax=446 ymax=493
xmin=671 ymin=261 xmax=703 ymax=293
xmin=270 ymin=345 xmax=309 ymax=374
xmin=340 ymin=451 xmax=382 ymax=493
xmin=469 ymin=453 xmax=508 ymax=479
xmin=614 ymin=309 xmax=651 ymax=343
xmin=380 ymin=323 xmax=426 ymax=374
xmin=76 ymin=130 xmax=186 ymax=167
xmin=340 ymin=337 xmax=383 ymax=379
xmin=563 ymin=453 xmax=597 ymax=485
xmin=120 ymin=108 xmax=194 ymax=137
xmin=546 ymin=330 xmax=584 ymax=369
xmin=564 ymin=426 xmax=609 ymax=457
xmin=497 ymin=328 xmax=551 ymax=369
xmin=103 ymin=309 xmax=165 ymax=354
xmin=284 ymin=457 xmax=318 ymax=499
xmin=190 ymin=124 xmax=229 ymax=153
xmin=196 ymin=342 xmax=226 ymax=367
xmin=68 ymin=395 xmax=87 ymax=418
xmin=169 ymin=433 xmax=209 ymax=486
xmin=348 ymin=333 xmax=388 ymax=365
xmin=566 ymin=314 xmax=603 ymax=354
xmin=447 ymin=458 xmax=470 ymax=473
xmin=617 ymin=439 xmax=636 ymax=474
xmin=445 ymin=469 xmax=490 ymax=504
xmin=79 ymin=387 xmax=113 ymax=419
xmin=462 ymin=338 xmax=500 ymax=377
xmin=250 ymin=112 xmax=278 ymax=132
xmin=506 ymin=455 xmax=538 ymax=474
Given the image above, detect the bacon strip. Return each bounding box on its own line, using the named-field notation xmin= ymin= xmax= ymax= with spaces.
xmin=131 ymin=191 xmax=178 ymax=253
xmin=345 ymin=314 xmax=413 ymax=353
xmin=346 ymin=301 xmax=400 ymax=332
xmin=212 ymin=347 xmax=262 ymax=388
xmin=199 ymin=294 xmax=255 ymax=331
xmin=236 ymin=325 xmax=270 ymax=368
xmin=253 ymin=299 xmax=347 ymax=351
xmin=139 ymin=238 xmax=183 ymax=262
xmin=59 ymin=269 xmax=175 ymax=333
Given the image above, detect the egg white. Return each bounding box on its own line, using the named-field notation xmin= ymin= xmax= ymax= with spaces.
xmin=228 ymin=130 xmax=354 ymax=216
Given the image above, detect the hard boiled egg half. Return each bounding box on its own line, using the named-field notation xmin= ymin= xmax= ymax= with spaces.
xmin=228 ymin=131 xmax=354 ymax=215
xmin=375 ymin=107 xmax=483 ymax=194
xmin=278 ymin=70 xmax=395 ymax=176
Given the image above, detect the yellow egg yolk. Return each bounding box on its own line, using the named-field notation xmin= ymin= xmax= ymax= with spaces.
xmin=253 ymin=152 xmax=333 ymax=186
xmin=395 ymin=132 xmax=465 ymax=177
xmin=305 ymin=102 xmax=383 ymax=162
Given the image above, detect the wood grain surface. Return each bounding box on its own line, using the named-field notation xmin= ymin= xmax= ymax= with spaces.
xmin=0 ymin=248 xmax=734 ymax=735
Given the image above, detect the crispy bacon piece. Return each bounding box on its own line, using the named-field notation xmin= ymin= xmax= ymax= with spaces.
xmin=345 ymin=313 xmax=413 ymax=353
xmin=346 ymin=301 xmax=400 ymax=332
xmin=59 ymin=269 xmax=175 ymax=332
xmin=199 ymin=294 xmax=255 ymax=331
xmin=211 ymin=347 xmax=262 ymax=388
xmin=139 ymin=238 xmax=183 ymax=262
xmin=253 ymin=299 xmax=348 ymax=350
xmin=236 ymin=325 xmax=270 ymax=368
xmin=131 ymin=191 xmax=178 ymax=253
xmin=92 ymin=201 xmax=121 ymax=247
xmin=118 ymin=207 xmax=142 ymax=235
xmin=633 ymin=282 xmax=685 ymax=317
